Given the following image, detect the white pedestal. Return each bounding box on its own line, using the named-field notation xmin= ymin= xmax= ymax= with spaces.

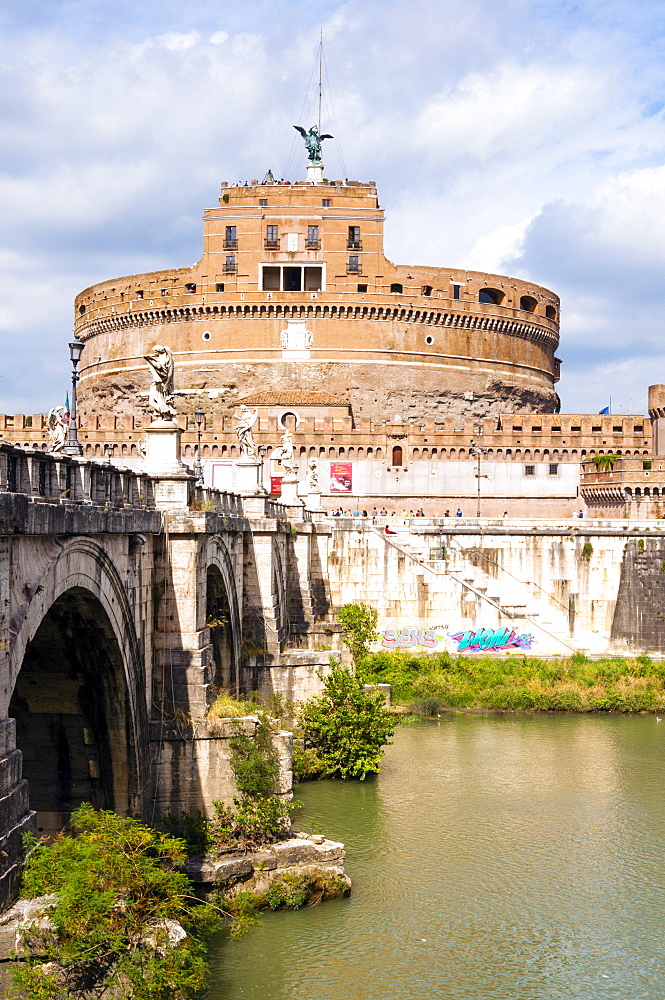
xmin=235 ymin=459 xmax=265 ymax=496
xmin=280 ymin=473 xmax=305 ymax=509
xmin=143 ymin=420 xmax=187 ymax=476
xmin=306 ymin=162 xmax=324 ymax=184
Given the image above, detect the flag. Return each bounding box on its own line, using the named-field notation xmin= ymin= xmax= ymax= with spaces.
xmin=598 ymin=405 xmax=609 ymax=414
xmin=63 ymin=392 xmax=70 ymax=423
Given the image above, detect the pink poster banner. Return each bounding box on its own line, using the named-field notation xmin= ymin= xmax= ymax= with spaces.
xmin=329 ymin=461 xmax=352 ymax=493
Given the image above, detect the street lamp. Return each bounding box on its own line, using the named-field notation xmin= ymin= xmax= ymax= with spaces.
xmin=104 ymin=442 xmax=114 ymax=464
xmin=194 ymin=407 xmax=205 ymax=485
xmin=469 ymin=438 xmax=489 ymax=518
xmin=63 ymin=337 xmax=84 ymax=456
xmin=258 ymin=443 xmax=267 ymax=492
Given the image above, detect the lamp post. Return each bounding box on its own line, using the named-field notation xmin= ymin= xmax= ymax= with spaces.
xmin=104 ymin=442 xmax=114 ymax=464
xmin=469 ymin=438 xmax=489 ymax=518
xmin=194 ymin=407 xmax=205 ymax=485
xmin=258 ymin=443 xmax=267 ymax=492
xmin=63 ymin=337 xmax=84 ymax=456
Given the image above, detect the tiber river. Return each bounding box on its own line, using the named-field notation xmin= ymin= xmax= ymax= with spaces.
xmin=206 ymin=715 xmax=665 ymax=999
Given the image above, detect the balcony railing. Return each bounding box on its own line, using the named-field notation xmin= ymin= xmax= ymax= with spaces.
xmin=305 ymin=240 xmax=321 ymax=250
xmin=264 ymin=239 xmax=280 ymax=250
xmin=223 ymin=263 xmax=237 ymax=273
xmin=223 ymin=239 xmax=238 ymax=250
xmin=347 ymin=240 xmax=362 ymax=250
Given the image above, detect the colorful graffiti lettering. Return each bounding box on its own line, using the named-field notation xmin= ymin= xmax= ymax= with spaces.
xmin=380 ymin=627 xmax=445 ymax=649
xmin=448 ymin=627 xmax=536 ymax=652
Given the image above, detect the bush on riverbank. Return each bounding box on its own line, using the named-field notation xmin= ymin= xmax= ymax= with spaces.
xmin=298 ymin=665 xmax=396 ymax=779
xmin=361 ymin=651 xmax=665 ymax=713
xmin=11 ymin=804 xmax=219 ymax=1000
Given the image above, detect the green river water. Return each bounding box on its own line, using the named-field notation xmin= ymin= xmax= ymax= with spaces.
xmin=205 ymin=714 xmax=665 ymax=999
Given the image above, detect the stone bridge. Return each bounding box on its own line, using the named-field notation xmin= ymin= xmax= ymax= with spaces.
xmin=0 ymin=443 xmax=342 ymax=909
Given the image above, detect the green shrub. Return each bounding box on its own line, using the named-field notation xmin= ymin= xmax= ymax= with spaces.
xmin=208 ymin=795 xmax=295 ymax=854
xmin=292 ymin=744 xmax=330 ymax=782
xmin=581 ymin=542 xmax=593 ymax=561
xmin=299 ymin=665 xmax=396 ymax=779
xmin=337 ymin=603 xmax=378 ymax=668
xmin=229 ymin=716 xmax=279 ymax=797
xmin=12 ymin=803 xmax=218 ymax=1000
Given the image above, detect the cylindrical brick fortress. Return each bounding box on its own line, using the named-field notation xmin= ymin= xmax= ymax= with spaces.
xmin=74 ymin=178 xmax=560 ymax=423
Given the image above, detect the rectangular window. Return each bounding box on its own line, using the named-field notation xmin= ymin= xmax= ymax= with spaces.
xmin=136 ymin=289 xmax=144 ymax=299
xmin=224 ymin=255 xmax=236 ymax=272
xmin=613 ymin=425 xmax=623 ymax=432
xmin=512 ymin=425 xmax=522 ymax=432
xmin=266 ymin=225 xmax=278 ymax=244
xmin=225 ymin=225 xmax=237 ymax=243
xmin=592 ymin=425 xmax=602 ymax=432
xmin=532 ymin=426 xmax=542 ymax=432
xmin=357 ymin=283 xmax=368 ymax=293
xmin=524 ymin=465 xmax=535 ymax=476
xmin=643 ymin=460 xmax=652 ymax=470
xmin=322 ymin=198 xmax=331 ymax=207
xmin=161 ymin=288 xmax=168 ymax=296
xmin=634 ymin=425 xmax=644 ymax=432
xmin=348 ymin=226 xmax=361 ymax=248
xmin=307 ymin=225 xmax=319 ymax=247
xmin=259 ymin=198 xmax=268 ymax=207
xmin=552 ymin=426 xmax=561 ymax=432
xmin=284 ymin=266 xmax=301 ymax=291
xmin=549 ymin=464 xmax=559 ymax=476
xmin=304 ymin=266 xmax=322 ymax=291
xmin=215 ymin=282 xmax=225 ymax=292
xmin=422 ymin=285 xmax=433 ymax=296
xmin=348 ymin=255 xmax=360 ymax=273
xmin=571 ymin=426 xmax=581 ymax=432
xmin=262 ymin=267 xmax=280 ymax=291
xmin=453 ymin=284 xmax=461 ymax=300
xmin=185 ymin=282 xmax=197 ymax=292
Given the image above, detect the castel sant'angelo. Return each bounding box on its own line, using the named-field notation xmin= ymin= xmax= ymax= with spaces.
xmin=2 ymin=125 xmax=660 ymax=515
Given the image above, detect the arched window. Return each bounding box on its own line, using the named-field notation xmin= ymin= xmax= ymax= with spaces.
xmin=390 ymin=283 xmax=403 ymax=294
xmin=479 ymin=288 xmax=504 ymax=305
xmin=392 ymin=445 xmax=403 ymax=466
xmin=520 ymin=295 xmax=537 ymax=312
xmin=546 ymin=305 xmax=557 ymax=320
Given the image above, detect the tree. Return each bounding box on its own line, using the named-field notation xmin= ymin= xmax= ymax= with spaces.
xmin=337 ymin=603 xmax=378 ymax=669
xmin=11 ymin=804 xmax=218 ymax=1000
xmin=299 ymin=665 xmax=396 ymax=779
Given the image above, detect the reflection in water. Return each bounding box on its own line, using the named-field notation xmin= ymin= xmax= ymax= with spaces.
xmin=206 ymin=715 xmax=665 ymax=999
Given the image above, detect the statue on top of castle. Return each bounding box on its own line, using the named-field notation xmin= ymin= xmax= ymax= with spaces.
xmin=144 ymin=344 xmax=176 ymax=420
xmin=235 ymin=404 xmax=258 ymax=459
xmin=47 ymin=406 xmax=67 ymax=453
xmin=293 ymin=124 xmax=333 ymax=164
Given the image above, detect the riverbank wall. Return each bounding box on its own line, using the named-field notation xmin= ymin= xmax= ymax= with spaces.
xmin=325 ymin=519 xmax=665 ymax=658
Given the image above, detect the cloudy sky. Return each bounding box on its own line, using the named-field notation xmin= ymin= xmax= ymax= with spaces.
xmin=1 ymin=0 xmax=664 ymax=415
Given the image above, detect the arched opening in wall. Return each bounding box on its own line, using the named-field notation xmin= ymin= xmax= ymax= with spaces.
xmin=479 ymin=288 xmax=504 ymax=305
xmin=10 ymin=587 xmax=133 ymax=837
xmin=206 ymin=566 xmax=235 ymax=693
xmin=520 ymin=296 xmax=538 ymax=312
xmin=375 ymin=447 xmax=383 ymax=460
xmin=392 ymin=445 xmax=403 ymax=466
xmin=546 ymin=305 xmax=557 ymax=320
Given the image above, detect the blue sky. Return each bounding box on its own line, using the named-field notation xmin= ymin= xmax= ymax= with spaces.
xmin=1 ymin=0 xmax=665 ymax=415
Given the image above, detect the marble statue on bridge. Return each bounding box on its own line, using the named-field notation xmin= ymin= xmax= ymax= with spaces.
xmin=144 ymin=344 xmax=176 ymax=420
xmin=47 ymin=406 xmax=67 ymax=453
xmin=235 ymin=404 xmax=258 ymax=459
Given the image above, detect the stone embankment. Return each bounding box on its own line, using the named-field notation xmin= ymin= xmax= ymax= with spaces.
xmin=185 ymin=831 xmax=351 ymax=896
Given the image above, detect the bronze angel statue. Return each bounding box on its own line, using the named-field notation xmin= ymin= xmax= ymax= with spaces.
xmin=293 ymin=124 xmax=333 ymax=163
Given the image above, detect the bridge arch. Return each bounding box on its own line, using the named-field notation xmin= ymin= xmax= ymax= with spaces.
xmin=205 ymin=540 xmax=242 ymax=696
xmin=9 ymin=538 xmax=147 ymax=834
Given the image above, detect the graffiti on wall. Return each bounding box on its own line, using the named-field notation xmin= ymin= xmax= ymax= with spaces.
xmin=448 ymin=627 xmax=536 ymax=652
xmin=379 ymin=627 xmax=446 ymax=649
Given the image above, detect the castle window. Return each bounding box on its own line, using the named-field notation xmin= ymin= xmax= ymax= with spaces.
xmin=224 ymin=256 xmax=236 ymax=273
xmin=307 ymin=225 xmax=320 ymax=249
xmin=347 ymin=226 xmax=361 ymax=249
xmin=571 ymin=426 xmax=581 ymax=432
xmin=592 ymin=426 xmax=602 ymax=432
xmin=552 ymin=426 xmax=561 ymax=432
xmin=322 ymin=198 xmax=331 ymax=207
xmin=546 ymin=305 xmax=557 ymax=320
xmin=357 ymin=284 xmax=368 ymax=293
xmin=422 ymin=285 xmax=433 ymax=296
xmin=161 ymin=288 xmax=168 ymax=296
xmin=453 ymin=284 xmax=461 ymax=300
xmin=136 ymin=290 xmax=144 ymax=299
xmin=524 ymin=465 xmax=535 ymax=476
xmin=644 ymin=460 xmax=652 ymax=470
xmin=549 ymin=464 xmax=559 ymax=476
xmin=284 ymin=267 xmax=301 ymax=291
xmin=224 ymin=225 xmax=237 ymax=248
xmin=259 ymin=198 xmax=268 ymax=207
xmin=520 ymin=295 xmax=537 ymax=312
xmin=613 ymin=425 xmax=623 ymax=432
xmin=347 ymin=255 xmax=360 ymax=274
xmin=634 ymin=425 xmax=644 ymax=432
xmin=265 ymin=225 xmax=279 ymax=249
xmin=185 ymin=282 xmax=197 ymax=292
xmin=304 ymin=267 xmax=322 ymax=291
xmin=215 ymin=282 xmax=225 ymax=292
xmin=78 ymin=304 xmax=86 ymax=315
xmin=479 ymin=287 xmax=504 ymax=305
xmin=513 ymin=425 xmax=522 ymax=431
xmin=392 ymin=445 xmax=403 ymax=466
xmin=425 ymin=335 xmax=434 ymax=345
xmin=390 ymin=283 xmax=403 ymax=293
